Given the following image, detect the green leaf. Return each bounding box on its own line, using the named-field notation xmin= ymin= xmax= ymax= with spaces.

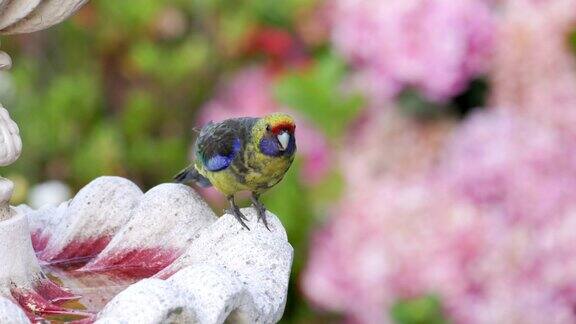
xmin=249 ymin=0 xmax=316 ymax=26
xmin=397 ymin=90 xmax=445 ymax=120
xmin=71 ymin=123 xmax=124 ymax=184
xmin=307 ymin=167 xmax=345 ymax=206
xmin=391 ymin=295 xmax=449 ymax=324
xmin=95 ymin=0 xmax=161 ymax=31
xmin=121 ymin=90 xmax=158 ymax=140
xmin=569 ymin=29 xmax=576 ymax=54
xmin=261 ymin=158 xmax=314 ymax=270
xmin=274 ymin=53 xmax=363 ymax=137
xmin=129 ymin=39 xmax=210 ymax=84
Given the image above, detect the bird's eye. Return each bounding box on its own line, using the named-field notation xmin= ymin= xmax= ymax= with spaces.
xmin=266 ymin=124 xmax=271 ymax=132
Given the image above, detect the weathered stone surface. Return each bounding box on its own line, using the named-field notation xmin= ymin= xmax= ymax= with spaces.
xmin=0 ymin=106 xmax=21 ymax=167
xmin=0 ymin=0 xmax=88 ymax=34
xmin=0 ymin=0 xmax=41 ymax=30
xmin=0 ymin=178 xmax=14 ymax=221
xmin=0 ymin=210 xmax=77 ymax=316
xmin=17 ymin=201 xmax=67 ymax=252
xmin=95 ymin=279 xmax=197 ymax=324
xmin=167 ymin=264 xmax=256 ymax=323
xmin=0 ymin=51 xmax=11 ymax=70
xmin=158 ymin=208 xmax=293 ymax=323
xmin=0 ymin=297 xmax=29 ymax=324
xmin=0 ymin=212 xmax=41 ymax=296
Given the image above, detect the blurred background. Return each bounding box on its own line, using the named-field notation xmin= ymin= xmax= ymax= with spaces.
xmin=3 ymin=0 xmax=576 ymax=322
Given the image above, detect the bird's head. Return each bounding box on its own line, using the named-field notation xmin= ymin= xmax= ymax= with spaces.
xmin=255 ymin=113 xmax=296 ymax=157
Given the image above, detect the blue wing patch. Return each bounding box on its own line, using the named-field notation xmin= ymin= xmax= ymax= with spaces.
xmin=205 ymin=138 xmax=241 ymax=171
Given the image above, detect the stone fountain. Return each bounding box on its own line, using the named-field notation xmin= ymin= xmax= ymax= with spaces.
xmin=0 ymin=2 xmax=293 ymax=323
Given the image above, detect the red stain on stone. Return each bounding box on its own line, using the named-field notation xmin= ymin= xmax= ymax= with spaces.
xmin=11 ymin=287 xmax=90 ymax=320
xmin=34 ymin=277 xmax=77 ymax=303
xmin=153 ymin=266 xmax=179 ymax=280
xmin=39 ymin=235 xmax=112 ymax=266
xmin=79 ymin=247 xmax=179 ymax=278
xmin=31 ymin=230 xmax=50 ymax=252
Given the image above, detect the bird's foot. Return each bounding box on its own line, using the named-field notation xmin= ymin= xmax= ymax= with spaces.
xmin=238 ymin=208 xmax=249 ymax=221
xmin=225 ymin=206 xmax=250 ymax=231
xmin=252 ymin=203 xmax=271 ymax=231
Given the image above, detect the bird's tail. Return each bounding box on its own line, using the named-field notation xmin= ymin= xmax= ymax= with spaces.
xmin=174 ymin=166 xmax=212 ymax=188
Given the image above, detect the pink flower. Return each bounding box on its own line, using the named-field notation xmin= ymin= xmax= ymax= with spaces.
xmin=436 ymin=110 xmax=576 ymax=224
xmin=491 ymin=0 xmax=576 ymax=130
xmin=329 ymin=0 xmax=495 ymax=103
xmin=303 ymin=179 xmax=486 ymax=323
xmin=342 ymin=108 xmax=455 ymax=188
xmin=304 ymin=1 xmax=576 ymax=322
xmin=197 ymin=67 xmax=331 ymax=185
xmin=304 ymin=108 xmax=576 ymax=323
xmin=447 ymin=201 xmax=576 ymax=323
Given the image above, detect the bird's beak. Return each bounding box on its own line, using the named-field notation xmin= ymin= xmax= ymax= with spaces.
xmin=277 ymin=132 xmax=290 ymax=151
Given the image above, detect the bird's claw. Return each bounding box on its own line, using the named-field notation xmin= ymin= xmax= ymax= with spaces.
xmin=239 ymin=209 xmax=249 ymax=221
xmin=225 ymin=207 xmax=250 ymax=231
xmin=224 ymin=207 xmax=248 ymax=221
xmin=253 ymin=204 xmax=271 ymax=231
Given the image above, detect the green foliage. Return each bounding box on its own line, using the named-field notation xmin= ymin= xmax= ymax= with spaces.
xmin=275 ymin=53 xmax=364 ymax=137
xmin=568 ymin=28 xmax=576 ymax=54
xmin=191 ymin=0 xmax=315 ymax=27
xmin=391 ymin=295 xmax=449 ymax=324
xmin=398 ymin=78 xmax=489 ymax=120
xmin=95 ymin=0 xmax=161 ymax=32
xmin=308 ymin=168 xmax=345 ymax=206
xmin=129 ymin=39 xmax=210 ymax=84
xmin=71 ymin=123 xmax=123 ymax=184
xmin=248 ymin=0 xmax=316 ymax=26
xmin=120 ymin=90 xmax=158 ymax=140
xmin=263 ymin=159 xmax=314 ymax=268
xmin=397 ymin=90 xmax=446 ymax=120
xmin=452 ymin=79 xmax=488 ymax=118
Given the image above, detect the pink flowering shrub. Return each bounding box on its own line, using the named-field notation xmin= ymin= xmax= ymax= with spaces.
xmin=303 ymin=0 xmax=576 ymax=322
xmin=304 ymin=110 xmax=576 ymax=322
xmin=437 ymin=110 xmax=576 ymax=224
xmin=343 ymin=108 xmax=454 ymax=188
xmin=329 ymin=0 xmax=495 ymax=103
xmin=304 ymin=180 xmax=487 ymax=323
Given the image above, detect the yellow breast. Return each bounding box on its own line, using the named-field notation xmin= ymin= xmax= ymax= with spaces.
xmin=243 ymin=141 xmax=292 ymax=190
xmin=196 ymin=145 xmax=293 ymax=196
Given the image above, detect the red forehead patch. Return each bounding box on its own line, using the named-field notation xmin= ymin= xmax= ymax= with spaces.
xmin=271 ymin=122 xmax=295 ymax=134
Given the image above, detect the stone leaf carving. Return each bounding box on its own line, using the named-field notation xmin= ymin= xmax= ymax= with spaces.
xmin=0 ymin=211 xmax=85 ymax=321
xmin=81 ymin=183 xmax=217 ymax=277
xmin=38 ymin=176 xmax=144 ymax=264
xmin=0 ymin=297 xmax=29 ymax=324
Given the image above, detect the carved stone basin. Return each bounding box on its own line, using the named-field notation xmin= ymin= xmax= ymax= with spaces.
xmin=1 ymin=176 xmax=293 ymax=323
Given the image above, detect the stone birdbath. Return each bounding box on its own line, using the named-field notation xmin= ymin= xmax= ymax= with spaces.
xmin=0 ymin=2 xmax=294 ymax=323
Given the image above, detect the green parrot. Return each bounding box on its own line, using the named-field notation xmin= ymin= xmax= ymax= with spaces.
xmin=175 ymin=113 xmax=297 ymax=230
